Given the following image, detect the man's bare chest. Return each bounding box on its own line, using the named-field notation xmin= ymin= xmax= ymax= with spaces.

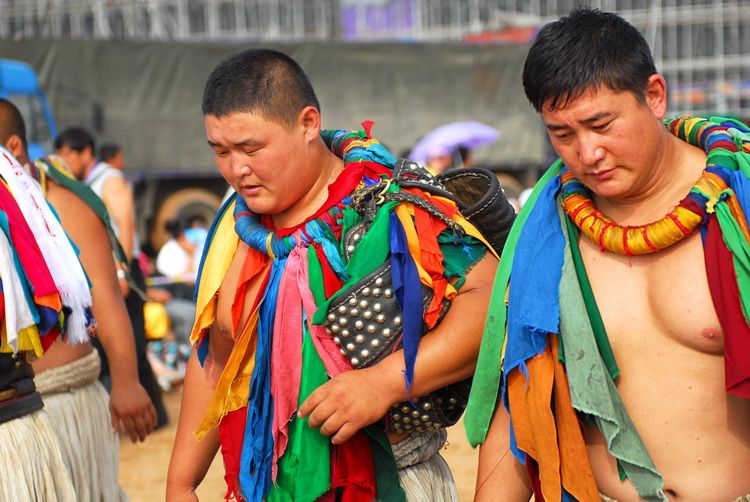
xmin=578 ymin=232 xmax=724 ymax=355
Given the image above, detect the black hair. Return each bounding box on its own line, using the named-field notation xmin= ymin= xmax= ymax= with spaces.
xmin=99 ymin=142 xmax=121 ymax=162
xmin=0 ymin=98 xmax=28 ymax=152
xmin=202 ymin=48 xmax=320 ymax=128
xmin=522 ymin=8 xmax=657 ymax=112
xmin=54 ymin=126 xmax=95 ymax=153
xmin=165 ymin=218 xmax=184 ymax=239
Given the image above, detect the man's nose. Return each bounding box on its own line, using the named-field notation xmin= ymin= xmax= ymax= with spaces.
xmin=578 ymin=135 xmax=606 ymax=166
xmin=232 ymin=154 xmax=251 ymax=177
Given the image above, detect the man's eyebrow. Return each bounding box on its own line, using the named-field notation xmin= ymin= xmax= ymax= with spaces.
xmin=207 ymin=138 xmax=263 ymax=148
xmin=546 ymin=112 xmax=613 ymax=131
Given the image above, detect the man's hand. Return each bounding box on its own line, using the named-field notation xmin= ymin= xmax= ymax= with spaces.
xmin=298 ymin=367 xmax=394 ymax=444
xmin=110 ymin=380 xmax=157 ymax=443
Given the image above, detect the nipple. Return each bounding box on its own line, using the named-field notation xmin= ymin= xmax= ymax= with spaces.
xmin=701 ymin=328 xmax=721 ymax=340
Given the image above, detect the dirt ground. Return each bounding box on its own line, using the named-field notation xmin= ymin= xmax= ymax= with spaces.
xmin=120 ymin=388 xmax=479 ymax=501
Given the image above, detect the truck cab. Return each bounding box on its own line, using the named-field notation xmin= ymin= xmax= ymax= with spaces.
xmin=0 ymin=58 xmax=58 ymax=161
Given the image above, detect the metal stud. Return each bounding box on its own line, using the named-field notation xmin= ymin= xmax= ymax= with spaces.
xmin=346 ymin=343 xmax=356 ymax=352
xmin=372 ymin=288 xmax=381 ymax=297
xmin=383 ymin=328 xmax=392 ymax=338
xmin=449 ymin=397 xmax=457 ymax=405
xmin=376 ymin=314 xmax=385 ymax=323
xmin=346 ymin=245 xmax=355 ymax=253
xmin=367 ymin=324 xmax=376 ymax=334
xmin=361 ymin=287 xmax=371 ymax=297
xmin=394 ymin=316 xmax=402 ymax=326
xmin=354 ymin=320 xmax=364 ymax=330
xmin=401 ymin=405 xmax=410 ymax=414
xmin=421 ymin=415 xmax=431 ymax=422
xmin=341 ymin=329 xmax=350 ymax=338
xmin=375 ymin=277 xmax=384 ymax=287
xmin=370 ymin=339 xmax=381 ymax=348
xmin=331 ymin=324 xmax=340 ymax=334
xmin=339 ymin=318 xmax=348 ymax=327
xmin=384 ymin=288 xmax=393 ymax=298
xmin=422 ymin=402 xmax=432 ymax=411
xmin=403 ymin=417 xmax=411 ymax=424
xmin=363 ymin=311 xmax=373 ymax=320
xmin=337 ymin=305 xmax=347 ymax=314
xmin=333 ymin=336 xmax=341 ymax=345
xmin=340 ymin=349 xmax=346 ymax=355
xmin=411 ymin=410 xmax=420 ymax=418
xmin=360 ymin=349 xmax=370 ymax=358
xmin=392 ymin=413 xmax=401 ymax=421
xmin=373 ymin=303 xmax=382 ymax=313
xmin=355 ymin=334 xmax=365 ymax=344
xmin=350 ymin=308 xmax=359 ymax=317
xmin=327 ymin=313 xmax=336 ymax=323
xmin=353 ymin=233 xmax=361 ymax=242
xmin=325 ymin=327 xmax=332 ymax=334
xmin=359 ymin=299 xmax=368 ymax=309
xmin=348 ymin=297 xmax=358 ymax=306
xmin=351 ymin=357 xmax=359 ymax=366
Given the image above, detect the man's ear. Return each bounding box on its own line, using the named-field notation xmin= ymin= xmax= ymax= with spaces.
xmin=299 ymin=106 xmax=321 ymax=142
xmin=644 ymin=74 xmax=668 ymax=120
xmin=5 ymin=134 xmax=25 ymax=161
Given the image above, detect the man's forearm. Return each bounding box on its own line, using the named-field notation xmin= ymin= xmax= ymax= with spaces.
xmin=167 ymin=353 xmax=222 ymax=499
xmin=371 ymin=254 xmax=497 ymax=404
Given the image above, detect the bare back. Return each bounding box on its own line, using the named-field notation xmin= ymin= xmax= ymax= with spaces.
xmin=580 ymin=231 xmax=750 ymax=501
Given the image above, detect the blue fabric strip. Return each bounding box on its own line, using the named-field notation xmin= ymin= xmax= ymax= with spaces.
xmin=389 ymin=212 xmax=423 ymax=393
xmin=239 ymin=257 xmax=285 ymax=501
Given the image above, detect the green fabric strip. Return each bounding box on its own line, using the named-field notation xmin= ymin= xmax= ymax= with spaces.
xmin=558 ymin=204 xmax=666 ymax=502
xmin=313 ymin=201 xmax=396 ymax=325
xmin=715 ymin=201 xmax=750 ymax=321
xmin=364 ymin=425 xmax=406 ymax=502
xmin=306 ymin=246 xmax=327 ymax=306
xmin=464 ymin=160 xmax=564 ymax=447
xmin=564 ymin=214 xmax=620 ymax=380
xmin=269 ymin=325 xmax=331 ymax=502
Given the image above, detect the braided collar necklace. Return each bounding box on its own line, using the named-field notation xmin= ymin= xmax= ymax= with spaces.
xmin=561 ymin=117 xmax=741 ymax=255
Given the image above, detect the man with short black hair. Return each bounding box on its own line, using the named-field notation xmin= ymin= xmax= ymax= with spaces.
xmin=167 ymin=48 xmax=502 ymax=501
xmin=468 ymin=8 xmax=750 ymax=501
xmin=99 ymin=142 xmax=125 ymax=171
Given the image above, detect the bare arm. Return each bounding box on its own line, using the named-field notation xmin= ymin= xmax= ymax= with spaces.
xmin=299 ymin=253 xmax=498 ymax=443
xmin=101 ymin=175 xmax=135 ymax=263
xmin=475 ymin=404 xmax=531 ymax=501
xmin=46 ymin=182 xmax=156 ymax=442
xmin=167 ymin=327 xmax=234 ymax=500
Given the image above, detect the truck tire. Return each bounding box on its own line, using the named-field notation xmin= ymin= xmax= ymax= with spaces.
xmin=150 ymin=188 xmax=221 ymax=251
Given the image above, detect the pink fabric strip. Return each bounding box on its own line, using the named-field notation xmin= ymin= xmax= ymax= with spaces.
xmin=297 ymin=254 xmax=353 ymax=378
xmin=270 ymin=248 xmax=304 ymax=481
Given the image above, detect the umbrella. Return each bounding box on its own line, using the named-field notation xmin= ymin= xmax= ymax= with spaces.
xmin=408 ymin=121 xmax=500 ymax=164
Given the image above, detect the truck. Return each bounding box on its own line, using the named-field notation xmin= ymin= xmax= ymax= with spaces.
xmin=0 ymin=58 xmax=58 ymax=163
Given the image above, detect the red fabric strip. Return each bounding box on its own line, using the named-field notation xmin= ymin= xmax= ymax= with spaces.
xmin=218 ymin=407 xmax=250 ymax=501
xmin=704 ymin=217 xmax=750 ymax=399
xmin=328 ymin=431 xmax=377 ymax=502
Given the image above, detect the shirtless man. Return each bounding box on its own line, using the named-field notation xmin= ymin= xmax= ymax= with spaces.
xmin=166 ymin=48 xmax=498 ymax=501
xmin=55 ymin=126 xmax=169 ymax=427
xmin=469 ymin=9 xmax=750 ymax=502
xmin=0 ymin=98 xmax=156 ymax=499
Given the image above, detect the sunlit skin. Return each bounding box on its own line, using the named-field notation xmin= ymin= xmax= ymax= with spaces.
xmin=477 ymin=77 xmax=750 ymax=501
xmin=541 ymin=75 xmax=707 ymax=225
xmin=205 ymin=107 xmax=343 ymax=228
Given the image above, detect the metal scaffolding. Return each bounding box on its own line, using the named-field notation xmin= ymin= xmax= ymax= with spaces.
xmin=1 ymin=0 xmax=749 ymax=116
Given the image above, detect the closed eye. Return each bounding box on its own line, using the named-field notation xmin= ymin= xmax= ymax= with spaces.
xmin=592 ymin=120 xmax=612 ymax=131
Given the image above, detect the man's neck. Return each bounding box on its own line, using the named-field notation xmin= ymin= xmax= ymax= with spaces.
xmin=270 ymin=147 xmax=345 ymax=229
xmin=594 ymin=132 xmax=707 ymax=225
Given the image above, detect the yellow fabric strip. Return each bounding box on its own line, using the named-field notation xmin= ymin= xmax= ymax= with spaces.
xmin=195 ymin=309 xmax=259 ymax=439
xmin=191 ymin=199 xmax=239 ymax=346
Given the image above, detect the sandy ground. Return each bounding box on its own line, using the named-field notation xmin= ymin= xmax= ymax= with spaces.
xmin=120 ymin=387 xmax=478 ymax=501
